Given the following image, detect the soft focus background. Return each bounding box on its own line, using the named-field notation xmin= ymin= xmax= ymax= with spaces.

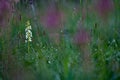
xmin=0 ymin=0 xmax=120 ymax=80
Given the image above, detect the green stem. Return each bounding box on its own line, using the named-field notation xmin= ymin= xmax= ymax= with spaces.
xmin=28 ymin=41 xmax=30 ymax=53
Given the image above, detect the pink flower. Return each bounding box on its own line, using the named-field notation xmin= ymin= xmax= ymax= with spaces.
xmin=95 ymin=0 xmax=114 ymax=19
xmin=73 ymin=28 xmax=91 ymax=46
xmin=41 ymin=5 xmax=64 ymax=32
xmin=0 ymin=0 xmax=11 ymax=27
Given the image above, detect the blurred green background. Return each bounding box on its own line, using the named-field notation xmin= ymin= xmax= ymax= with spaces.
xmin=0 ymin=0 xmax=120 ymax=80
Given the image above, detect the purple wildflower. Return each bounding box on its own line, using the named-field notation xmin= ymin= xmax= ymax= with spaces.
xmin=73 ymin=28 xmax=91 ymax=46
xmin=96 ymin=0 xmax=113 ymax=19
xmin=41 ymin=5 xmax=64 ymax=33
xmin=0 ymin=0 xmax=11 ymax=27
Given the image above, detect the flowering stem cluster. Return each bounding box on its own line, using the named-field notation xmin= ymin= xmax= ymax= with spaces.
xmin=25 ymin=20 xmax=32 ymax=42
xmin=25 ymin=20 xmax=32 ymax=53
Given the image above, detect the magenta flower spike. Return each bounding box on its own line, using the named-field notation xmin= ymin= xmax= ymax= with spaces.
xmin=96 ymin=0 xmax=114 ymax=19
xmin=73 ymin=28 xmax=91 ymax=46
xmin=0 ymin=0 xmax=11 ymax=27
xmin=41 ymin=5 xmax=64 ymax=33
